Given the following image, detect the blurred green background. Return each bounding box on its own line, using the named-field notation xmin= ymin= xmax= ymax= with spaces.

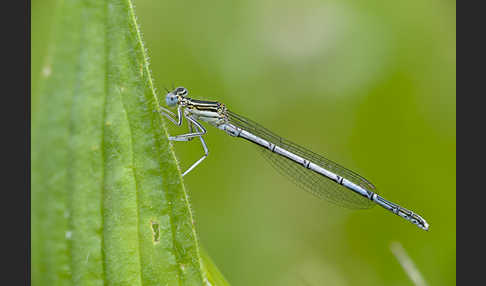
xmin=32 ymin=0 xmax=455 ymax=285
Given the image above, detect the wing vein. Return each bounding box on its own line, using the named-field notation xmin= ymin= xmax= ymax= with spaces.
xmin=227 ymin=110 xmax=375 ymax=209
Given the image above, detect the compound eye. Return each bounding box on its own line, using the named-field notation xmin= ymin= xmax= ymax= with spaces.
xmin=165 ymin=93 xmax=178 ymax=107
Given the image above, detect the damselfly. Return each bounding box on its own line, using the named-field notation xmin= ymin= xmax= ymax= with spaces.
xmin=160 ymin=87 xmax=429 ymax=230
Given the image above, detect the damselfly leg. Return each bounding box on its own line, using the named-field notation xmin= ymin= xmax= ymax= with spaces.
xmin=168 ymin=115 xmax=206 ymax=141
xmin=160 ymin=107 xmax=209 ymax=176
xmin=159 ymin=105 xmax=183 ymax=126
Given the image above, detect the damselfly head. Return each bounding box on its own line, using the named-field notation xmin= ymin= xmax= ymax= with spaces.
xmin=166 ymin=87 xmax=188 ymax=107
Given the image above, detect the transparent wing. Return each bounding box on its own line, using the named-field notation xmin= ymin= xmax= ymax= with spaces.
xmin=227 ymin=110 xmax=375 ymax=209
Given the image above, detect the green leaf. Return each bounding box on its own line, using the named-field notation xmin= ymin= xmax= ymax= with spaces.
xmin=200 ymin=248 xmax=231 ymax=286
xmin=31 ymin=0 xmax=228 ymax=285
